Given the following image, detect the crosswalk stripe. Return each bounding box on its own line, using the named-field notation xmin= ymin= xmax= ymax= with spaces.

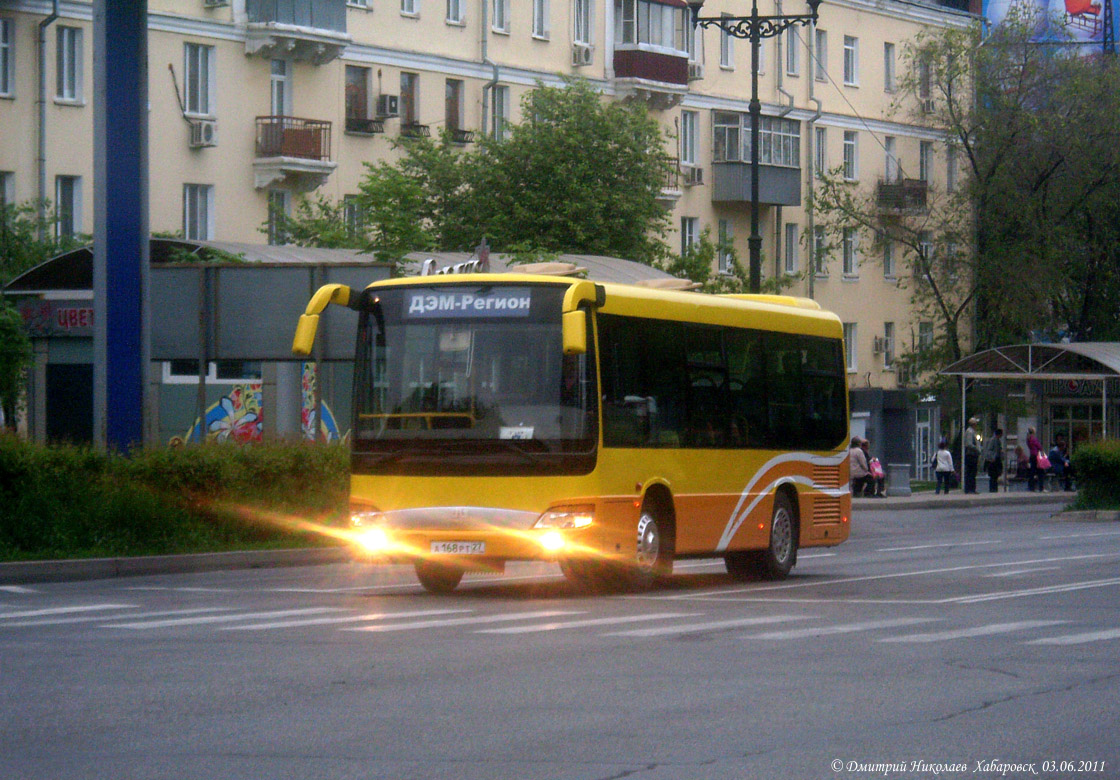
xmin=346 ymin=609 xmax=582 ymax=632
xmin=0 ymin=604 xmax=136 ymax=620
xmin=1026 ymin=628 xmax=1120 ymax=646
xmin=225 ymin=608 xmax=471 ymax=631
xmin=477 ymin=613 xmax=697 ymax=635
xmin=104 ymin=607 xmax=346 ymax=629
xmin=1 ymin=608 xmax=231 ymax=628
xmin=949 ymin=577 xmax=1120 ymax=604
xmin=605 ymin=614 xmax=811 ymax=638
xmin=880 ymin=620 xmax=1065 ymax=643
xmin=745 ymin=617 xmax=940 ymax=640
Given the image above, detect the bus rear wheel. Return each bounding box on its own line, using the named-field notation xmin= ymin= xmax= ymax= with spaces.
xmin=414 ymin=560 xmax=464 ymax=594
xmin=724 ymin=491 xmax=798 ymax=581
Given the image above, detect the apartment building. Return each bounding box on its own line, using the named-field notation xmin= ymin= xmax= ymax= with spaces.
xmin=0 ymin=0 xmax=974 ymax=457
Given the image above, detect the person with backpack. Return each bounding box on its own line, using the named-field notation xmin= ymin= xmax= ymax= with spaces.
xmin=982 ymin=428 xmax=1004 ymax=493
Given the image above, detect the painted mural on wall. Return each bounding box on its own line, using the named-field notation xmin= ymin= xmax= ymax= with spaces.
xmin=302 ymin=362 xmax=343 ymax=442
xmin=178 ymin=383 xmax=265 ymax=444
xmin=984 ymin=0 xmax=1113 ymax=48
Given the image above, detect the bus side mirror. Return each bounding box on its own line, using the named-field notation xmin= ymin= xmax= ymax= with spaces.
xmin=292 ymin=314 xmax=320 ymax=356
xmin=562 ymin=310 xmax=587 ymax=355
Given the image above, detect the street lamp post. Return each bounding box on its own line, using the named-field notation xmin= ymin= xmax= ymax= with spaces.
xmin=688 ymin=0 xmax=821 ymax=293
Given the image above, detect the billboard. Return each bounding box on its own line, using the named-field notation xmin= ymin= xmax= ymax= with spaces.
xmin=984 ymin=0 xmax=1114 ymax=49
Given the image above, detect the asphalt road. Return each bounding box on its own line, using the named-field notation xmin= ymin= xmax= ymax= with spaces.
xmin=2 ymin=503 xmax=1118 ymax=780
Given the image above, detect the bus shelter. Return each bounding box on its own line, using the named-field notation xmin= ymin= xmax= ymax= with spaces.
xmin=941 ymin=343 xmax=1120 ymax=480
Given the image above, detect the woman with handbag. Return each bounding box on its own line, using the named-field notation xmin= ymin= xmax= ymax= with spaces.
xmin=1026 ymin=426 xmax=1046 ymax=492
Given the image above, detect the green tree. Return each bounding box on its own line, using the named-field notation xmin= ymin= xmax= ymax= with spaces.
xmin=1 ymin=200 xmax=89 ymax=286
xmin=0 ymin=302 xmax=31 ymax=431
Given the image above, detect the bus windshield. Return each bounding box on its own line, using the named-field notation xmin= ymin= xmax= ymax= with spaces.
xmin=351 ymin=283 xmax=597 ymax=474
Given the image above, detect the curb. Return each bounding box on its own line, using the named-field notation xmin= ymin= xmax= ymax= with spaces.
xmin=853 ymin=492 xmax=1076 ymax=513
xmin=1053 ymin=510 xmax=1120 ymax=522
xmin=0 ymin=546 xmax=351 ymax=585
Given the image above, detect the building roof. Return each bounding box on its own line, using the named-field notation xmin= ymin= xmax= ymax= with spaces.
xmin=940 ymin=343 xmax=1120 ymax=381
xmin=3 ymin=241 xmax=679 ymax=296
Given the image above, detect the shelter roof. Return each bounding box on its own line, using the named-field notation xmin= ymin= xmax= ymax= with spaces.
xmin=940 ymin=343 xmax=1120 ymax=381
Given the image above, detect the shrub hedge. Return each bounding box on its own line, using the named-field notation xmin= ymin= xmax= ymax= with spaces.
xmin=1070 ymin=440 xmax=1120 ymax=510
xmin=0 ymin=435 xmax=348 ymax=561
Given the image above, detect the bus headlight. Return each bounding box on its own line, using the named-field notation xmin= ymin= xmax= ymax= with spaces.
xmin=356 ymin=526 xmax=392 ymax=554
xmin=533 ymin=506 xmax=594 ymax=530
xmin=539 ymin=530 xmax=567 ymax=552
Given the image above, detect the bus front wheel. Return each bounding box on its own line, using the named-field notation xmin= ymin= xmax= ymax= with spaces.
xmin=414 ymin=560 xmax=464 ymax=594
xmin=724 ymin=491 xmax=798 ymax=581
xmin=625 ymin=506 xmax=673 ymax=589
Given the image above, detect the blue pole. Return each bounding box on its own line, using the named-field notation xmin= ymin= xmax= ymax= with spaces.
xmin=93 ymin=1 xmax=149 ymax=452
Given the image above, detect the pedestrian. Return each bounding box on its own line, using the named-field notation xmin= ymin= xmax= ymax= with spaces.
xmin=933 ymin=438 xmax=955 ymax=495
xmin=1049 ymin=435 xmax=1075 ymax=492
xmin=963 ymin=417 xmax=981 ymax=494
xmin=861 ymin=439 xmax=886 ymax=497
xmin=1026 ymin=426 xmax=1044 ymax=492
xmin=982 ymin=427 xmax=1004 ymax=493
xmin=849 ymin=436 xmax=870 ymax=498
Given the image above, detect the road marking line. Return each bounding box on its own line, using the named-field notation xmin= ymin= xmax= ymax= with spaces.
xmin=226 ymin=609 xmax=472 ymax=631
xmin=1 ymin=608 xmax=231 ymax=628
xmin=0 ymin=585 xmax=38 ymax=594
xmin=104 ymin=607 xmax=345 ymax=629
xmin=880 ymin=620 xmax=1066 ymax=643
xmin=876 ymin=541 xmax=1001 ymax=552
xmin=347 ymin=610 xmax=583 ymax=632
xmin=604 ymin=614 xmax=811 ymax=638
xmin=477 ymin=613 xmax=697 ymax=635
xmin=985 ymin=567 xmax=1061 ymax=578
xmin=1039 ymin=531 xmax=1120 ymax=540
xmin=1027 ymin=628 xmax=1120 ymax=646
xmin=744 ymin=617 xmax=940 ymax=640
xmin=948 ymin=577 xmax=1120 ymax=604
xmin=0 ymin=603 xmax=136 ymax=620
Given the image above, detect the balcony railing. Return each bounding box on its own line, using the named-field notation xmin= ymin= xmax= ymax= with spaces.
xmin=877 ymin=178 xmax=928 ymax=212
xmin=450 ymin=128 xmax=476 ymax=145
xmin=247 ymin=0 xmax=345 ymax=33
xmin=256 ymin=116 xmax=332 ymax=160
xmin=346 ymin=116 xmax=385 ymax=135
xmin=400 ymin=122 xmax=431 ymax=139
xmin=660 ymin=156 xmax=681 ymax=191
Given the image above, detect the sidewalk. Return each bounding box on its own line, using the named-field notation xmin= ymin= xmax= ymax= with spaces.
xmin=853 ymin=487 xmax=1081 ymax=513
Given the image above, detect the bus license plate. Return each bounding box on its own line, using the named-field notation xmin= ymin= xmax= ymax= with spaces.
xmin=430 ymin=541 xmax=486 ymax=555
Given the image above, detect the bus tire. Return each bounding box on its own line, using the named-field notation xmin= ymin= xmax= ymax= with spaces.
xmin=723 ymin=491 xmax=798 ymax=581
xmin=625 ymin=505 xmax=673 ymax=590
xmin=414 ymin=560 xmax=464 ymax=594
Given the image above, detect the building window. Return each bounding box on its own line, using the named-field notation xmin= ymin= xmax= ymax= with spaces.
xmin=883 ymin=42 xmax=896 ymax=92
xmin=0 ymin=18 xmax=13 ymax=98
xmin=533 ymin=0 xmax=550 ymax=38
xmin=784 ymin=223 xmax=799 ymax=274
xmin=785 ymin=27 xmax=799 ymax=76
xmin=884 ymin=135 xmax=898 ymax=182
xmin=918 ymin=321 xmax=933 ymax=354
xmin=615 ymin=0 xmax=688 ymax=52
xmin=680 ymin=217 xmax=698 ymax=256
xmin=842 ymin=227 xmax=858 ymax=276
xmin=712 ymin=112 xmax=799 ymax=167
xmin=491 ymin=84 xmax=509 ymax=140
xmin=883 ymin=322 xmax=895 ymax=368
xmin=401 ymin=71 xmax=419 ymax=125
xmin=54 ymin=175 xmax=81 ymax=238
xmin=842 ymin=35 xmax=858 ymax=86
xmin=720 ymin=14 xmax=733 ymax=68
xmin=574 ymin=0 xmax=592 ymax=43
xmin=56 ymin=26 xmax=83 ymax=102
xmin=445 ymin=79 xmax=464 ymax=133
xmin=814 ymin=126 xmax=826 ymax=177
xmin=718 ymin=219 xmax=733 ymax=274
xmin=813 ymin=225 xmax=828 ymax=275
xmin=916 ymin=230 xmax=933 ymax=278
xmin=401 ymin=0 xmax=419 ymax=16
xmin=0 ymin=171 xmax=13 ymax=208
xmin=813 ymin=29 xmax=826 ymax=82
xmin=919 ymin=140 xmax=933 ymax=182
xmin=267 ymin=189 xmax=289 ymax=245
xmin=184 ymin=43 xmax=214 ymax=116
xmin=492 ymin=0 xmax=510 ymax=32
xmin=343 ymin=195 xmax=364 ymax=238
xmin=346 ymin=65 xmax=371 ymax=125
xmin=270 ymin=59 xmax=290 ymax=116
xmin=681 ymin=110 xmax=698 ymax=166
xmin=918 ymin=55 xmax=932 ymax=109
xmin=843 ymin=130 xmax=858 ymax=180
xmin=447 ymin=0 xmax=464 ymax=23
xmin=883 ymin=238 xmax=895 ymax=278
xmin=843 ymin=323 xmax=857 ymax=372
xmin=947 ymin=145 xmax=958 ymax=192
xmin=164 ymin=361 xmax=263 ymax=385
xmin=183 ymin=183 xmax=213 ymax=241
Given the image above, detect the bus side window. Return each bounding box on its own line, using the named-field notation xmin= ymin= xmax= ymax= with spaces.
xmin=726 ymin=328 xmax=766 ymax=448
xmin=766 ymin=333 xmax=804 ymax=444
xmin=598 ymin=315 xmax=685 ymax=447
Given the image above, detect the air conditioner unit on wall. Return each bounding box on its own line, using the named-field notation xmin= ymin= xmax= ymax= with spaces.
xmin=920 ymin=98 xmax=934 ymax=114
xmin=872 ymin=336 xmax=888 ymax=354
xmin=571 ymin=44 xmax=593 ymax=67
xmin=688 ymin=62 xmax=704 ymax=81
xmin=188 ymin=119 xmax=217 ymax=148
xmin=377 ymin=94 xmax=400 ymax=117
xmin=683 ymin=166 xmax=704 ymax=186
xmin=203 ymin=0 xmax=229 ymax=7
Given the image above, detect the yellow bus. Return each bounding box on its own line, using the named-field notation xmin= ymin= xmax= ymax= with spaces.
xmin=293 ymin=273 xmax=851 ymax=593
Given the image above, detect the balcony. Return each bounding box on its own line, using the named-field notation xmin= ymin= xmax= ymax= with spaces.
xmin=449 ymin=128 xmax=476 ymax=145
xmin=711 ymin=162 xmax=801 ymax=206
xmin=877 ymin=178 xmax=928 ymax=213
xmin=399 ymin=122 xmax=431 ymax=139
xmin=245 ymin=0 xmax=351 ymax=64
xmin=254 ymin=116 xmax=337 ymax=191
xmin=656 ymin=156 xmax=682 ymax=205
xmin=613 ymin=47 xmax=689 ymax=110
xmin=345 ymin=116 xmax=384 ymax=135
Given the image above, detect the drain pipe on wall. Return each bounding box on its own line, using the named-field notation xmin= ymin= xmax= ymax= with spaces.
xmin=37 ymin=0 xmax=61 ymax=240
xmin=480 ymin=0 xmax=498 ymax=138
xmin=806 ymin=20 xmax=823 ymax=300
xmin=774 ymin=4 xmax=794 ymax=282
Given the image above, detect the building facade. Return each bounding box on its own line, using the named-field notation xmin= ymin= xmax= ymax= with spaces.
xmin=0 ymin=0 xmax=976 ymax=457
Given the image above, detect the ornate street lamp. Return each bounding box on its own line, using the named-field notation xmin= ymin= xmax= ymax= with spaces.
xmin=688 ymin=0 xmax=822 ymax=293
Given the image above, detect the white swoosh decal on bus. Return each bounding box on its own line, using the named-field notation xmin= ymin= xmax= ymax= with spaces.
xmin=715 ymin=450 xmax=849 ymax=552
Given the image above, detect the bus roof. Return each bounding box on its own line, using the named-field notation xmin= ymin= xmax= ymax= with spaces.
xmin=362 ymin=274 xmax=843 ymax=338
